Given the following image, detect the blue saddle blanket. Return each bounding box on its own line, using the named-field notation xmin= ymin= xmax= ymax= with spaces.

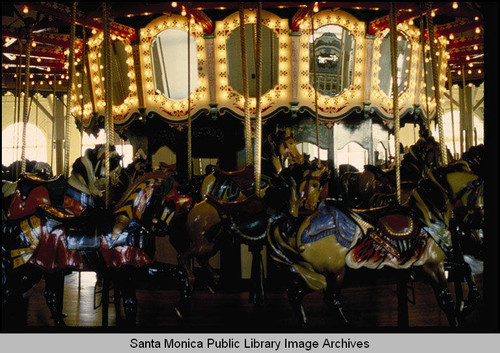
xmin=300 ymin=202 xmax=360 ymax=248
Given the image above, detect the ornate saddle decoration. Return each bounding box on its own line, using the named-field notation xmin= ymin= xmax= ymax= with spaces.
xmin=8 ymin=215 xmax=42 ymax=268
xmin=346 ymin=213 xmax=430 ymax=270
xmin=300 ymin=203 xmax=361 ymax=248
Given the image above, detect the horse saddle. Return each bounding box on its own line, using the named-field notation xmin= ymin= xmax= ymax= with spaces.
xmin=7 ymin=175 xmax=67 ymax=220
xmin=367 ymin=213 xmax=421 ymax=259
xmin=36 ymin=204 xmax=101 ymax=251
xmin=300 ymin=202 xmax=361 ymax=248
xmin=213 ymin=166 xmax=255 ymax=196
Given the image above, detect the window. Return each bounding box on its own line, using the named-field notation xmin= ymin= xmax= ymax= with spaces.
xmin=297 ymin=142 xmax=328 ymax=161
xmin=2 ymin=122 xmax=47 ymax=166
xmin=337 ymin=141 xmax=368 ymax=172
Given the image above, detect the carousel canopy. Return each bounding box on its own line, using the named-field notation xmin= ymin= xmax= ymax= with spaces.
xmin=2 ymin=2 xmax=485 ymax=92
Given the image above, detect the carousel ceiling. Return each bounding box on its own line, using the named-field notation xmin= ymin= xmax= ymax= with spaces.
xmin=2 ymin=2 xmax=485 ymax=90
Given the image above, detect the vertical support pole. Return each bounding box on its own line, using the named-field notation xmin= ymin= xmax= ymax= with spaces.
xmin=64 ymin=2 xmax=77 ymax=177
xmin=389 ymin=2 xmax=401 ymax=204
xmin=448 ymin=69 xmax=457 ymax=158
xmin=103 ymin=2 xmax=114 ymax=208
xmin=390 ymin=3 xmax=408 ymax=328
xmin=21 ymin=31 xmax=33 ymax=174
xmin=54 ymin=95 xmax=65 ymax=176
xmin=254 ymin=3 xmax=263 ymax=197
xmin=426 ymin=2 xmax=447 ymax=166
xmin=311 ymin=14 xmax=321 ymax=159
xmin=239 ymin=4 xmax=253 ymax=166
xmin=187 ymin=13 xmax=192 ymax=180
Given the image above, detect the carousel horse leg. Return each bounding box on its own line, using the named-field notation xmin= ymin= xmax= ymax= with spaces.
xmin=422 ymin=261 xmax=459 ymax=327
xmin=396 ymin=271 xmax=409 ymax=328
xmin=463 ymin=262 xmax=481 ymax=313
xmin=286 ymin=279 xmax=311 ymax=327
xmin=324 ymin=270 xmax=349 ymax=326
xmin=2 ymin=264 xmax=43 ymax=328
xmin=196 ymin=254 xmax=220 ymax=294
xmin=115 ymin=268 xmax=137 ymax=327
xmin=147 ymin=262 xmax=191 ymax=319
xmin=44 ymin=272 xmax=66 ymax=326
xmin=248 ymin=243 xmax=266 ymax=306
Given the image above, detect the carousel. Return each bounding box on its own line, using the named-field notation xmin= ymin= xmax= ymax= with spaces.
xmin=1 ymin=2 xmax=495 ymax=330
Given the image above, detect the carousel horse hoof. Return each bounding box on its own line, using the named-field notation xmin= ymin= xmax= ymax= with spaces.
xmin=175 ymin=300 xmax=192 ymax=320
xmin=174 ymin=306 xmax=184 ymax=320
xmin=53 ymin=318 xmax=67 ymax=327
xmin=206 ymin=284 xmax=216 ymax=294
xmin=467 ymin=289 xmax=481 ymax=307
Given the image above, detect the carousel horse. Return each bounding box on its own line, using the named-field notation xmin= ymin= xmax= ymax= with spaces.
xmin=340 ymin=127 xmax=440 ymax=209
xmin=2 ymin=144 xmax=123 ymax=326
xmin=97 ymin=168 xmax=191 ymax=326
xmin=267 ymin=161 xmax=483 ymax=327
xmin=167 ymin=128 xmax=305 ymax=315
xmin=1 ymin=150 xmax=188 ymax=327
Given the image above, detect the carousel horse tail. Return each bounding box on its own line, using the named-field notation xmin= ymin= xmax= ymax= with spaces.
xmin=267 ymin=217 xmax=327 ymax=291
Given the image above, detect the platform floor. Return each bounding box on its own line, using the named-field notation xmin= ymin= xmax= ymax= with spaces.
xmin=1 ymin=267 xmax=490 ymax=332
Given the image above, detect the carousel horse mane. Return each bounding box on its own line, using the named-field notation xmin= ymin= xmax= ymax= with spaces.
xmin=114 ymin=169 xmax=173 ymax=212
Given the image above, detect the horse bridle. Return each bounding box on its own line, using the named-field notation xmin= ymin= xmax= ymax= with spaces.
xmin=280 ymin=136 xmax=301 ymax=163
xmin=300 ymin=172 xmax=322 ymax=205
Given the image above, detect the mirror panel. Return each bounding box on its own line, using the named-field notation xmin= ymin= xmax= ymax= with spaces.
xmin=378 ymin=31 xmax=411 ymax=97
xmin=99 ymin=41 xmax=131 ymax=105
xmin=309 ymin=24 xmax=355 ymax=97
xmin=151 ymin=28 xmax=199 ymax=101
xmin=226 ymin=24 xmax=279 ymax=97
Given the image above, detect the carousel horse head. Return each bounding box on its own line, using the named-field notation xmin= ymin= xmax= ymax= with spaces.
xmin=263 ymin=128 xmax=304 ymax=175
xmin=68 ymin=144 xmax=122 ymax=197
xmin=298 ymin=160 xmax=329 ymax=212
xmin=407 ymin=135 xmax=440 ymax=173
xmin=410 ymin=161 xmax=483 ymax=231
xmin=461 ymin=144 xmax=484 ymax=178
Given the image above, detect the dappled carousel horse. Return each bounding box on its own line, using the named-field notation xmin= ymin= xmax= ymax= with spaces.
xmin=2 ymin=144 xmax=122 ymax=326
xmin=267 ymin=162 xmax=483 ymax=327
xmin=167 ymin=128 xmax=306 ymax=315
xmin=340 ymin=131 xmax=440 ymax=209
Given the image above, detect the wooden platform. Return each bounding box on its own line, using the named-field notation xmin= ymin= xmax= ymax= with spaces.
xmin=2 ymin=267 xmax=488 ymax=332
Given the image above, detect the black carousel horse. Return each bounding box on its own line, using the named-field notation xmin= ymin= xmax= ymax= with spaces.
xmin=267 ymin=160 xmax=483 ymax=328
xmin=340 ymin=125 xmax=441 ymax=209
xmin=165 ymin=129 xmax=309 ymax=317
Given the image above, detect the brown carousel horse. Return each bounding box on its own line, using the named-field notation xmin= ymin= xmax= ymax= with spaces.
xmin=267 ymin=161 xmax=483 ymax=328
xmin=167 ymin=128 xmax=306 ymax=315
xmin=340 ymin=126 xmax=441 ymax=209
